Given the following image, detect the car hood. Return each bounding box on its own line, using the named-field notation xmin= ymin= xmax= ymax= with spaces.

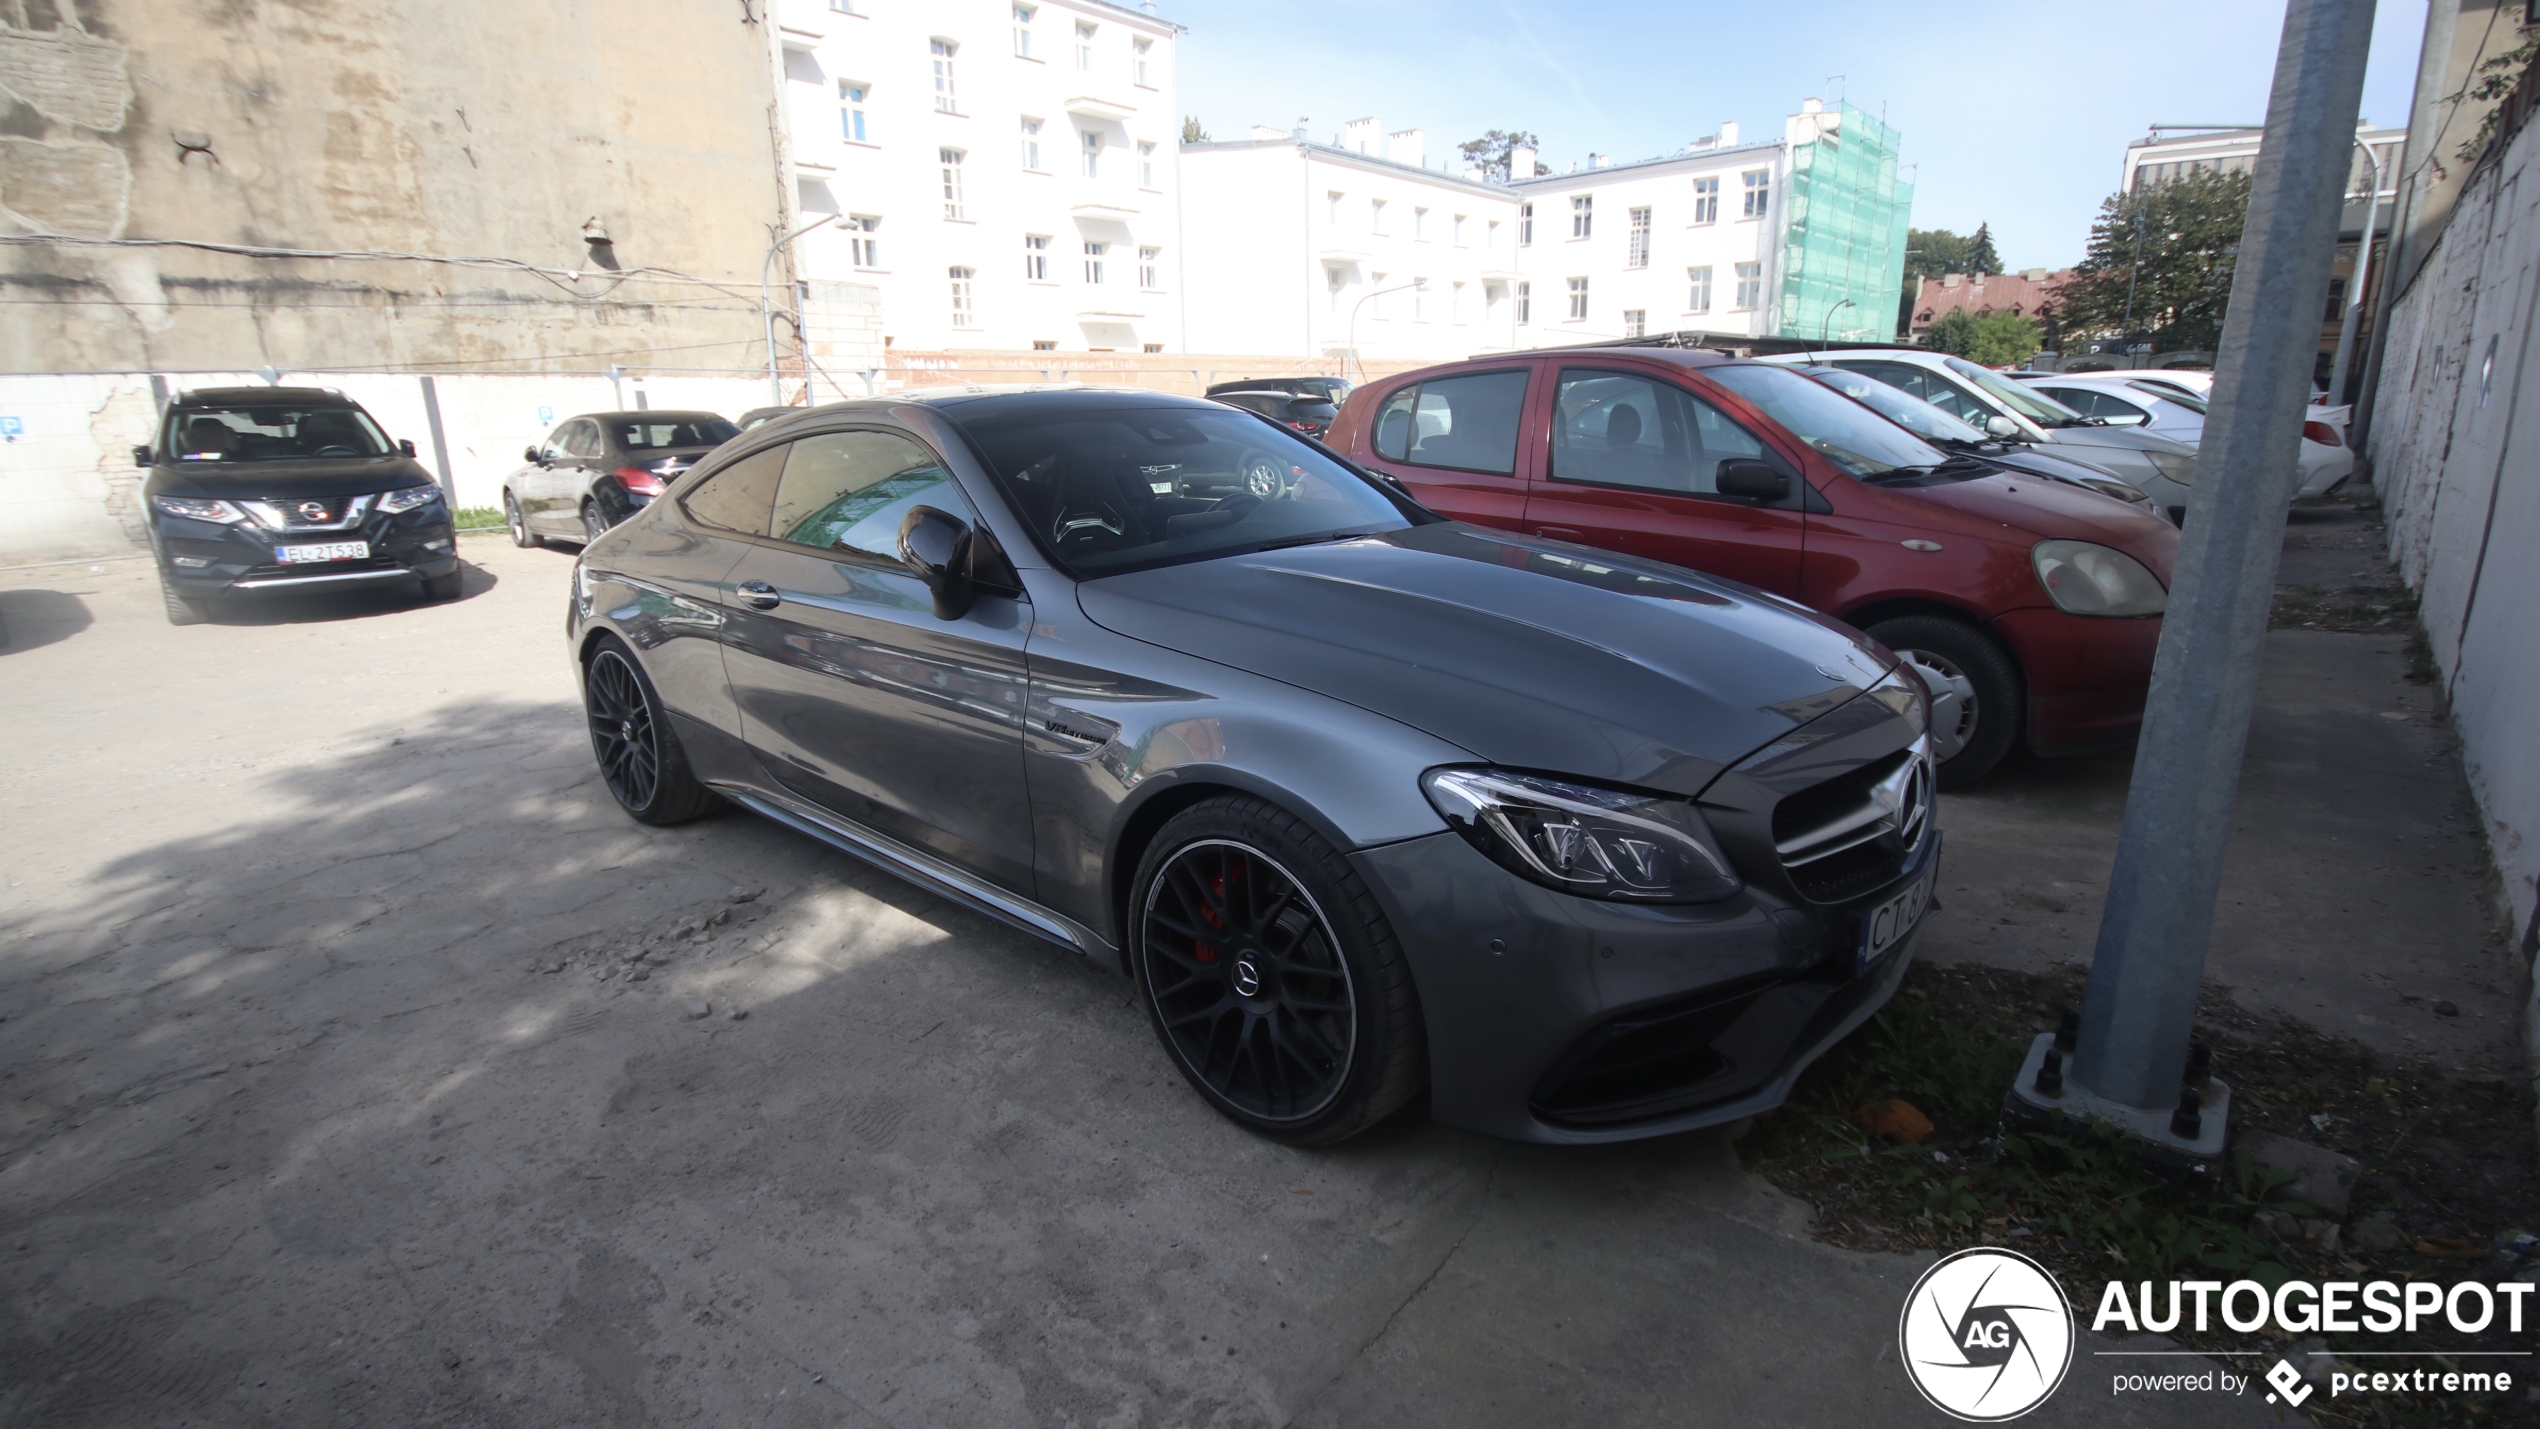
xmin=1894 ymin=471 xmax=2178 ymax=583
xmin=2040 ymin=424 xmax=2196 ymax=457
xmin=1074 ymin=522 xmax=1894 ymax=797
xmin=153 ymin=454 xmax=435 ymax=499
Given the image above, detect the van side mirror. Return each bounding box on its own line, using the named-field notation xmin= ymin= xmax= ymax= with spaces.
xmin=398 ymin=438 xmax=418 ymax=457
xmin=1715 ymin=459 xmax=1789 ymax=503
xmin=133 ymin=445 xmax=152 ymax=467
xmin=897 ymin=505 xmax=977 ymax=620
xmin=1986 ymin=415 xmax=2021 ymax=438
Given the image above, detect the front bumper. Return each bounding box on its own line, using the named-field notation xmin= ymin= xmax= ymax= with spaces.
xmin=155 ymin=507 xmax=458 ymax=598
xmin=1352 ymin=826 xmax=1937 ymax=1144
xmin=1989 ymin=605 xmax=2162 ymax=757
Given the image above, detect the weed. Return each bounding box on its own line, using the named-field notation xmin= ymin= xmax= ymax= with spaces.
xmin=452 ymin=506 xmax=506 ymax=531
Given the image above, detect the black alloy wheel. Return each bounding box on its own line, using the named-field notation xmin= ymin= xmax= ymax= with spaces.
xmin=1132 ymin=796 xmax=1426 ymax=1143
xmin=582 ymin=637 xmax=717 ymax=825
xmin=582 ymin=502 xmax=610 ymax=545
xmin=506 ymin=492 xmax=542 ymax=549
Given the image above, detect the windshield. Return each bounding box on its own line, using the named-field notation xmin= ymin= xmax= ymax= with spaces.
xmin=1793 ymin=365 xmax=1991 ymax=445
xmin=615 ymin=418 xmax=740 ymax=450
xmin=1944 ymin=356 xmax=2088 ymax=427
xmin=1702 ymin=364 xmax=1950 ymax=478
xmin=956 ymin=405 xmax=1414 ymax=577
xmin=166 ymin=406 xmax=390 ymax=462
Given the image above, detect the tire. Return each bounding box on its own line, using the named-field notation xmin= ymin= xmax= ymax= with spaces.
xmin=1239 ymin=449 xmax=1292 ymax=500
xmin=1867 ymin=615 xmax=2022 ymax=789
xmin=158 ymin=566 xmax=208 ymax=626
xmin=506 ymin=492 xmax=543 ymax=549
xmin=582 ymin=636 xmax=719 ymax=825
xmin=582 ymin=502 xmax=610 ymax=545
xmin=421 ymin=570 xmax=462 ymax=601
xmin=1130 ymin=794 xmax=1426 ymax=1145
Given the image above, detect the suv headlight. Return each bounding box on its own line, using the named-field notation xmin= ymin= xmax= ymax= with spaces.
xmin=152 ymin=495 xmax=247 ymax=523
xmin=1421 ymin=768 xmax=1741 ymax=903
xmin=2033 ymin=539 xmax=2167 ymax=616
xmin=2144 ymin=450 xmax=2196 ymax=484
xmin=378 ymin=486 xmax=443 ymax=514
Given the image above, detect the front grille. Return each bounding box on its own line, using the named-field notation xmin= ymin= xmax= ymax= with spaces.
xmin=1772 ymin=747 xmax=1930 ymax=903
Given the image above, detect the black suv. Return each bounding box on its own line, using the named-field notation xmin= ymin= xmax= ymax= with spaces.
xmin=139 ymin=387 xmax=459 ymax=625
xmin=1206 ymin=386 xmax=1343 ymax=441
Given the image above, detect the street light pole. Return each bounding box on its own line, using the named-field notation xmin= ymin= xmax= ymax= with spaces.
xmin=1818 ymin=297 xmax=1856 ymax=356
xmin=1345 ymin=279 xmax=1425 ymax=386
xmin=2022 ymin=0 xmax=2378 ymax=1151
xmin=762 ymin=214 xmax=839 ymax=407
xmin=2327 ymin=138 xmax=2386 ymax=404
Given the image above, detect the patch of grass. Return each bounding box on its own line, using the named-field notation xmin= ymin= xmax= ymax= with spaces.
xmin=452 ymin=506 xmax=506 ymax=531
xmin=2272 ymin=584 xmax=2419 ymax=633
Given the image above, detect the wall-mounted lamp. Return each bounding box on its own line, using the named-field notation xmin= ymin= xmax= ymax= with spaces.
xmin=581 ymin=217 xmax=620 ymax=272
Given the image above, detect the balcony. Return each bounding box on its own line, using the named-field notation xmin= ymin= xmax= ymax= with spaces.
xmin=1063 ymin=95 xmax=1138 ymax=122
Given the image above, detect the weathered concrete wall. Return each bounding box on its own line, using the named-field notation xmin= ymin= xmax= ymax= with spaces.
xmin=0 ymin=0 xmax=785 ymax=375
xmin=2367 ymin=102 xmax=2540 ymax=989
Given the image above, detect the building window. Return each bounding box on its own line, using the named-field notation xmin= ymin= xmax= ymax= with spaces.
xmin=1414 ymin=206 xmax=1429 ymax=240
xmin=1627 ymin=206 xmax=1651 ymax=267
xmin=1082 ymin=129 xmax=1101 ymax=178
xmin=1326 ymin=265 xmax=1346 ymax=312
xmin=1571 ymin=195 xmax=1592 ymax=238
xmin=1134 ymin=36 xmax=1152 ymax=86
xmin=1370 ymin=198 xmax=1388 ymax=234
xmin=1020 ymin=117 xmax=1042 ymax=169
xmin=1138 ymin=140 xmax=1156 ymax=188
xmin=1487 ymin=218 xmax=1500 ymax=249
xmin=1623 ymin=308 xmax=1645 ymax=338
xmin=939 ymin=148 xmax=966 ymax=219
xmin=1076 ymin=21 xmax=1096 ymax=69
xmin=1516 ymin=280 xmax=1530 ymax=325
xmin=1083 ymin=240 xmax=1106 ymax=284
xmin=1453 ymin=213 xmax=1467 ymax=246
xmin=829 ymin=0 xmax=857 ymax=11
xmin=1370 ymin=271 xmax=1389 ymax=319
xmin=1519 ymin=201 xmax=1533 ymax=246
xmin=1413 ymin=280 xmax=1428 ymax=322
xmin=1452 ymin=280 xmax=1467 ymax=324
xmin=846 ymin=214 xmax=880 ymax=267
xmin=1686 ymin=264 xmax=1712 ymax=312
xmin=930 ymin=39 xmax=958 ymax=113
xmin=1692 ymin=176 xmax=1719 ymax=224
xmin=1139 ymin=245 xmax=1160 ymax=288
xmin=1327 ymin=190 xmax=1344 ymax=224
xmin=1032 ymin=339 xmax=1057 ymax=350
xmin=1024 ymin=233 xmax=1049 ymax=280
xmin=1012 ymin=4 xmax=1034 ymax=57
xmin=1733 ymin=261 xmax=1762 ymax=309
xmin=839 ymin=82 xmax=869 ymax=142
xmin=949 ymin=266 xmax=976 ymax=327
xmin=1742 ymin=170 xmax=1770 ymax=218
xmin=1566 ymin=276 xmax=1587 ymax=320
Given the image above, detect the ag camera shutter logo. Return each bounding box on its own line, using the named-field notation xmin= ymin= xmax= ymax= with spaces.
xmin=1899 ymin=1247 xmax=2075 ymax=1420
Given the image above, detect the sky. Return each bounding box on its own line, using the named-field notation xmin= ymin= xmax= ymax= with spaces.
xmin=1164 ymin=0 xmax=2431 ymax=270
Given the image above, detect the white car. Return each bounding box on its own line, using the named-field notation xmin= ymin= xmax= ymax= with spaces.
xmin=2014 ymin=371 xmax=2353 ymax=499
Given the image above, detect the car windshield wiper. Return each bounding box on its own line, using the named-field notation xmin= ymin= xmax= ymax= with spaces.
xmin=1255 ymin=529 xmax=1375 ymax=552
xmin=1862 ymin=453 xmax=1995 ymax=486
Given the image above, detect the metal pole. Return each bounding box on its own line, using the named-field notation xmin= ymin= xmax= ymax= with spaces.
xmin=2068 ymin=0 xmax=2377 ymax=1116
xmin=417 ymin=375 xmax=458 ymax=509
xmin=1345 ymin=280 xmax=1422 ymax=386
xmin=762 ymin=214 xmax=838 ymax=405
xmin=1819 ymin=297 xmax=1855 ymax=356
xmin=2327 ymin=139 xmax=2385 ymax=403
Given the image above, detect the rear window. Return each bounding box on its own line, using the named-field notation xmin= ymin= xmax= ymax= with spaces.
xmin=1370 ymin=369 xmax=1529 ymax=474
xmin=614 ymin=418 xmax=739 ymax=451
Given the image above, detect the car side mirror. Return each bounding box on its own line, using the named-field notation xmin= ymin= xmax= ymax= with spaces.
xmin=398 ymin=438 xmax=418 ymax=458
xmin=1715 ymin=459 xmax=1789 ymax=503
xmin=1986 ymin=415 xmax=2021 ymax=438
xmin=525 ymin=445 xmax=543 ymax=465
xmin=132 ymin=445 xmax=152 ymax=467
xmin=897 ymin=504 xmax=977 ymax=620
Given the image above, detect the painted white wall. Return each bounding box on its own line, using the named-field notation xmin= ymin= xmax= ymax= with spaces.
xmin=1506 ymin=141 xmax=1789 ymax=346
xmin=773 ymin=0 xmax=1183 ymax=354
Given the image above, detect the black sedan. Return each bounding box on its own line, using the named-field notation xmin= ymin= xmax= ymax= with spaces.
xmin=566 ymin=389 xmax=1938 ymax=1145
xmin=503 ymin=411 xmax=740 ymax=548
xmin=139 ymin=387 xmax=458 ymax=625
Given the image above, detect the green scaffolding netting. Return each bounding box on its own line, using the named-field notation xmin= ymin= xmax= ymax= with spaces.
xmin=1776 ymin=104 xmax=1913 ymax=342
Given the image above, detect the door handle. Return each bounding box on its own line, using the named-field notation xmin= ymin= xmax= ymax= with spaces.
xmin=1532 ymin=525 xmax=1584 ymax=542
xmin=737 ymin=580 xmax=781 ymax=610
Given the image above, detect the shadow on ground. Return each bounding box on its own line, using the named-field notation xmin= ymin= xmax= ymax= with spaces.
xmin=0 ymin=589 xmax=93 ymax=654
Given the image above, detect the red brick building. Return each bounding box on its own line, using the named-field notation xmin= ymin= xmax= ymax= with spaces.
xmin=1909 ymin=268 xmax=2073 ymax=340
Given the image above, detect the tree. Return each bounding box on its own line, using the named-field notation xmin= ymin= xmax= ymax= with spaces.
xmin=1180 ymin=116 xmax=1210 ymax=144
xmin=1456 ymin=129 xmax=1544 ymax=182
xmin=1898 ymin=227 xmax=1974 ymax=337
xmin=1922 ymin=308 xmax=1980 ymax=357
xmin=1965 ymin=311 xmax=2042 ymax=367
xmin=2053 ymin=170 xmax=2253 ymax=351
xmin=1965 ymin=223 xmax=2002 ymax=276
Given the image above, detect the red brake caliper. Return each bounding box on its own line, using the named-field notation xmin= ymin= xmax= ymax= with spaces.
xmin=1194 ymin=864 xmax=1243 ymax=964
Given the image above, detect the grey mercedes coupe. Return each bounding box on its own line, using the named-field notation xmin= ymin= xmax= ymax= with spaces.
xmin=566 ymin=387 xmax=1938 ymax=1146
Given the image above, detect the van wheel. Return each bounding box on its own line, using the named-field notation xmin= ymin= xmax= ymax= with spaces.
xmin=1866 ymin=615 xmax=2021 ymax=788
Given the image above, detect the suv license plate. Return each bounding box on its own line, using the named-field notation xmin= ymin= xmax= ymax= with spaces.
xmin=276 ymin=541 xmax=369 ymax=564
xmin=1859 ymin=869 xmax=1934 ymax=974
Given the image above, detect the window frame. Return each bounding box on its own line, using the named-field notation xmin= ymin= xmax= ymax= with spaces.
xmin=1139 ymin=245 xmax=1161 ymax=290
xmin=1627 ymin=206 xmax=1651 ymax=268
xmin=930 ymin=38 xmax=959 ymax=114
xmin=1691 ymin=176 xmax=1718 ymax=225
xmin=1732 ymin=261 xmax=1762 ymax=311
xmin=1566 ymin=275 xmax=1588 ymax=322
xmin=845 ymin=213 xmax=881 ymax=268
xmin=1518 ymin=201 xmax=1533 ymax=246
xmin=1020 ymin=116 xmax=1043 ymax=170
xmin=1368 ymin=367 xmax=1534 ymax=475
xmin=1686 ymin=265 xmax=1713 ymax=313
xmin=1741 ymin=169 xmax=1770 ymax=219
xmin=939 ymin=147 xmax=967 ymax=219
xmin=839 ymin=81 xmax=871 ymax=143
xmin=1012 ymin=4 xmax=1035 ymax=57
xmin=1137 ymin=139 xmax=1156 ymax=189
xmin=755 ymin=425 xmax=982 ymax=566
xmin=1023 ymin=233 xmax=1050 ymax=282
xmin=1132 ymin=36 xmax=1153 ymax=87
xmin=948 ymin=265 xmax=977 ymax=328
xmin=1546 ymin=364 xmax=1798 ymax=507
xmin=1570 ymin=194 xmax=1592 ymax=239
xmin=1083 ymin=239 xmax=1106 ymax=284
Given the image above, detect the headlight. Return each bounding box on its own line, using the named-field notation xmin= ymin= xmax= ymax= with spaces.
xmin=1859 ymin=662 xmax=1930 ymax=738
xmin=2144 ymin=450 xmax=2197 ymax=484
xmin=152 ymin=495 xmax=247 ymax=523
xmin=1421 ymin=768 xmax=1741 ymax=903
xmin=378 ymin=486 xmax=443 ymax=514
xmin=2033 ymin=539 xmax=2167 ymax=616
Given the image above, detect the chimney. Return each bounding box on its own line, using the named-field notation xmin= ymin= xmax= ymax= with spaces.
xmin=1589 ymin=152 xmax=1612 ymax=169
xmin=1690 ymin=134 xmax=1717 ymax=150
xmin=1462 ymin=165 xmax=1486 ymax=182
xmin=1942 ymin=273 xmax=1963 ymax=288
xmin=1387 ymin=128 xmax=1425 ymax=168
xmin=1343 ymin=117 xmax=1380 ymax=155
xmin=1509 ymin=143 xmax=1536 ymax=178
xmin=1802 ymin=97 xmax=1823 ymax=115
xmin=1718 ymin=120 xmax=1739 ymax=147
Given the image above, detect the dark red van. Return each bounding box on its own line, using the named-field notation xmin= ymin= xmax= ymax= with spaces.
xmin=1328 ymin=350 xmax=2179 ymax=784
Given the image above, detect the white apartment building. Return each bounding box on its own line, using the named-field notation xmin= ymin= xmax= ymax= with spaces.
xmin=1179 ymin=123 xmax=1523 ymax=364
xmin=771 ymin=0 xmax=1184 ymax=356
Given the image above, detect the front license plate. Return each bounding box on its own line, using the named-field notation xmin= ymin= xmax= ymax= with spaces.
xmin=1859 ymin=869 xmax=1934 ymax=974
xmin=275 ymin=541 xmax=369 ymax=564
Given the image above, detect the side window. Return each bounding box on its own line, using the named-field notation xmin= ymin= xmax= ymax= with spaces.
xmin=680 ymin=442 xmax=790 ymax=534
xmin=770 ymin=429 xmax=965 ymax=561
xmin=566 ymin=421 xmax=606 ymax=459
xmin=1369 ymin=370 xmax=1528 ymax=474
xmin=540 ymin=423 xmax=576 ymax=462
xmin=1550 ymin=368 xmax=1773 ymax=500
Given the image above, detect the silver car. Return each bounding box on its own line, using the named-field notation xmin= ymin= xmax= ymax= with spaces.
xmin=566 ymin=388 xmax=1939 ymax=1146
